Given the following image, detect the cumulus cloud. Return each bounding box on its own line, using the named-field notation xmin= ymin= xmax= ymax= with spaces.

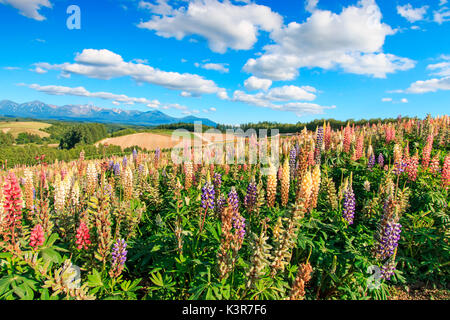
xmin=137 ymin=0 xmax=283 ymax=53
xmin=397 ymin=4 xmax=428 ymax=23
xmin=21 ymin=83 xmax=200 ymax=113
xmin=243 ymin=0 xmax=415 ymax=80
xmin=202 ymin=107 xmax=217 ymax=113
xmin=23 ymin=83 xmax=162 ymax=106
xmin=32 ymin=49 xmax=226 ymax=97
xmin=244 ymin=76 xmax=272 ymax=91
xmin=401 ymin=77 xmax=450 ymax=93
xmin=305 ymin=0 xmax=318 ymax=13
xmin=139 ymin=0 xmax=172 ymax=15
xmin=394 ymin=56 xmax=450 ymax=94
xmin=434 ymin=6 xmax=450 ymax=24
xmin=427 ymin=61 xmax=450 ymax=77
xmin=231 ymin=84 xmax=333 ymax=116
xmin=195 ymin=62 xmax=229 ymax=73
xmin=0 ymin=0 xmax=52 ymax=21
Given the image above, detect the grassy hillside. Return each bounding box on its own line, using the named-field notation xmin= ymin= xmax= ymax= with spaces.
xmin=0 ymin=121 xmax=51 ymax=138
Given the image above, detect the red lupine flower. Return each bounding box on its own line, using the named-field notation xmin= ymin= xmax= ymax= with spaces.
xmin=406 ymin=154 xmax=419 ymax=181
xmin=355 ymin=133 xmax=364 ymax=160
xmin=75 ymin=222 xmax=91 ymax=250
xmin=422 ymin=134 xmax=433 ymax=168
xmin=2 ymin=171 xmax=23 ymax=247
xmin=429 ymin=154 xmax=440 ymax=174
xmin=30 ymin=224 xmax=44 ymax=248
xmin=442 ymin=155 xmax=450 ymax=190
xmin=344 ymin=125 xmax=352 ymax=153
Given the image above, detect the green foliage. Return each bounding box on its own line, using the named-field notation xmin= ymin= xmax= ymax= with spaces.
xmin=59 ymin=123 xmax=108 ymax=149
xmin=0 ymin=131 xmax=14 ymax=146
xmin=15 ymin=132 xmax=43 ymax=144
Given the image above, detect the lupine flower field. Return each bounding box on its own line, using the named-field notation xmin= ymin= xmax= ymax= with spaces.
xmin=0 ymin=116 xmax=449 ymax=300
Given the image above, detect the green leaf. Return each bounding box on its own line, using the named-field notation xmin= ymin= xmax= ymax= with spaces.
xmin=40 ymin=247 xmax=62 ymax=264
xmin=87 ymin=269 xmax=103 ymax=287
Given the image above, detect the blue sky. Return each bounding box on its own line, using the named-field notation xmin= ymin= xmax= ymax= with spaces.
xmin=0 ymin=0 xmax=449 ymax=125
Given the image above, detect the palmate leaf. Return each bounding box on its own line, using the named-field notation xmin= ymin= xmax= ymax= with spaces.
xmin=87 ymin=269 xmax=103 ymax=287
xmin=0 ymin=275 xmax=37 ymax=300
xmin=39 ymin=247 xmax=63 ymax=264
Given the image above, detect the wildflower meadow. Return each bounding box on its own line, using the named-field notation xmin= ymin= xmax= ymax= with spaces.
xmin=0 ymin=116 xmax=448 ymax=300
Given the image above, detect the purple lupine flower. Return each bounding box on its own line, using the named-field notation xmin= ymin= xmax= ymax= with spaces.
xmin=132 ymin=149 xmax=138 ymax=161
xmin=244 ymin=181 xmax=257 ymax=211
xmin=289 ymin=147 xmax=297 ymax=179
xmin=227 ymin=187 xmax=239 ymax=213
xmin=315 ymin=126 xmax=324 ymax=164
xmin=376 ymin=221 xmax=402 ymax=260
xmin=232 ymin=214 xmax=246 ymax=240
xmin=111 ymin=238 xmax=128 ymax=267
xmin=295 ymin=143 xmax=300 ymax=156
xmin=378 ymin=153 xmax=384 ymax=167
xmin=113 ymin=163 xmax=121 ymax=176
xmin=392 ymin=161 xmax=407 ymax=175
xmin=108 ymin=160 xmax=114 ymax=170
xmin=138 ymin=164 xmax=144 ymax=175
xmin=155 ymin=147 xmax=161 ymax=162
xmin=381 ymin=260 xmax=397 ymax=280
xmin=122 ymin=156 xmax=127 ymax=168
xmin=216 ymin=195 xmax=226 ymax=216
xmin=368 ymin=154 xmax=375 ymax=170
xmin=201 ymin=182 xmax=215 ymax=210
xmin=103 ymin=183 xmax=112 ymax=197
xmin=213 ymin=173 xmax=222 ymax=193
xmin=342 ymin=185 xmax=356 ymax=224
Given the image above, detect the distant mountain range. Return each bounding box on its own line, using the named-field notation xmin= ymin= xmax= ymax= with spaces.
xmin=0 ymin=100 xmax=217 ymax=127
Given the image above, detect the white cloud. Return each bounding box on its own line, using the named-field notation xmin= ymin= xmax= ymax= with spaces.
xmin=31 ymin=66 xmax=48 ymax=74
xmin=402 ymin=77 xmax=450 ymax=93
xmin=180 ymin=91 xmax=192 ymax=97
xmin=4 ymin=66 xmax=20 ymax=70
xmin=33 ymin=49 xmax=226 ymax=97
xmin=397 ymin=4 xmax=428 ymax=23
xmin=0 ymin=0 xmax=52 ymax=21
xmin=440 ymin=0 xmax=448 ymax=6
xmin=137 ymin=0 xmax=283 ymax=53
xmin=195 ymin=62 xmax=229 ymax=73
xmin=395 ymin=55 xmax=450 ymax=93
xmin=230 ymin=84 xmax=332 ymax=116
xmin=139 ymin=0 xmax=172 ymax=15
xmin=305 ymin=0 xmax=318 ymax=13
xmin=21 ymin=82 xmax=202 ymax=113
xmin=243 ymin=0 xmax=415 ymax=81
xmin=23 ymin=83 xmax=160 ymax=106
xmin=233 ymin=85 xmax=316 ymax=105
xmin=202 ymin=107 xmax=217 ymax=113
xmin=434 ymin=7 xmax=450 ymax=24
xmin=265 ymin=85 xmax=316 ymax=101
xmin=244 ymin=76 xmax=272 ymax=91
xmin=381 ymin=97 xmax=392 ymax=102
xmin=427 ymin=61 xmax=450 ymax=77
